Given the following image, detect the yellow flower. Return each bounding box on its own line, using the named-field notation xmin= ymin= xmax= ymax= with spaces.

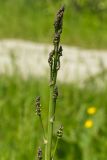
xmin=84 ymin=119 xmax=93 ymax=128
xmin=87 ymin=107 xmax=96 ymax=115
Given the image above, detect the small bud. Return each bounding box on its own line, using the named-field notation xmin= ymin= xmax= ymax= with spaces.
xmin=57 ymin=5 xmax=65 ymax=15
xmin=48 ymin=50 xmax=54 ymax=66
xmin=57 ymin=125 xmax=63 ymax=139
xmin=35 ymin=96 xmax=41 ymax=116
xmin=53 ymin=33 xmax=60 ymax=45
xmin=58 ymin=46 xmax=63 ymax=57
xmin=37 ymin=147 xmax=42 ymax=160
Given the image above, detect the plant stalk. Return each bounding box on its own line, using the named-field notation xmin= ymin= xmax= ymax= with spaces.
xmin=52 ymin=138 xmax=59 ymax=160
xmin=45 ymin=6 xmax=65 ymax=160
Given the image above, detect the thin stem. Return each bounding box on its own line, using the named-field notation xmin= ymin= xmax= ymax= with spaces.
xmin=46 ymin=43 xmax=59 ymax=160
xmin=45 ymin=85 xmax=58 ymax=160
xmin=52 ymin=138 xmax=59 ymax=160
xmin=39 ymin=116 xmax=47 ymax=160
xmin=39 ymin=116 xmax=46 ymax=143
xmin=45 ymin=6 xmax=65 ymax=160
xmin=47 ymin=85 xmax=55 ymax=160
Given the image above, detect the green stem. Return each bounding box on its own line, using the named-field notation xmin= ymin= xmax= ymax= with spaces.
xmin=52 ymin=138 xmax=59 ymax=160
xmin=47 ymin=85 xmax=54 ymax=160
xmin=39 ymin=116 xmax=47 ymax=160
xmin=46 ymin=5 xmax=65 ymax=159
xmin=46 ymin=48 xmax=59 ymax=160
xmin=39 ymin=116 xmax=46 ymax=143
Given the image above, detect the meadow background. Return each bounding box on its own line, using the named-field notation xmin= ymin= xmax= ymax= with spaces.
xmin=0 ymin=0 xmax=107 ymax=160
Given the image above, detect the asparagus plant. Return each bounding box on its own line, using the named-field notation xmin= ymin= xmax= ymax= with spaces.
xmin=35 ymin=6 xmax=65 ymax=160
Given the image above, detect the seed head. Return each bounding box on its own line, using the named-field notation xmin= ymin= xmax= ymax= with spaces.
xmin=35 ymin=96 xmax=41 ymax=116
xmin=53 ymin=6 xmax=65 ymax=45
xmin=54 ymin=5 xmax=65 ymax=33
xmin=48 ymin=50 xmax=54 ymax=66
xmin=53 ymin=32 xmax=60 ymax=45
xmin=57 ymin=125 xmax=63 ymax=139
xmin=37 ymin=147 xmax=42 ymax=160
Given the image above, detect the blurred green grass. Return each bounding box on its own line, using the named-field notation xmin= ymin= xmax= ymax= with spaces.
xmin=0 ymin=70 xmax=107 ymax=160
xmin=0 ymin=0 xmax=107 ymax=48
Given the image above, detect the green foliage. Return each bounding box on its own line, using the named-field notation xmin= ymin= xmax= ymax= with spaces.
xmin=0 ymin=70 xmax=107 ymax=160
xmin=0 ymin=0 xmax=107 ymax=48
xmin=71 ymin=0 xmax=107 ymax=11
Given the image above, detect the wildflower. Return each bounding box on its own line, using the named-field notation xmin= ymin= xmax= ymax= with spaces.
xmin=87 ymin=106 xmax=96 ymax=115
xmin=84 ymin=119 xmax=93 ymax=128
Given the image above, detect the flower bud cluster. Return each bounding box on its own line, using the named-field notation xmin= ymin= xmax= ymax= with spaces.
xmin=54 ymin=5 xmax=65 ymax=34
xmin=37 ymin=147 xmax=42 ymax=160
xmin=35 ymin=96 xmax=41 ymax=116
xmin=57 ymin=125 xmax=63 ymax=139
xmin=48 ymin=50 xmax=54 ymax=67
